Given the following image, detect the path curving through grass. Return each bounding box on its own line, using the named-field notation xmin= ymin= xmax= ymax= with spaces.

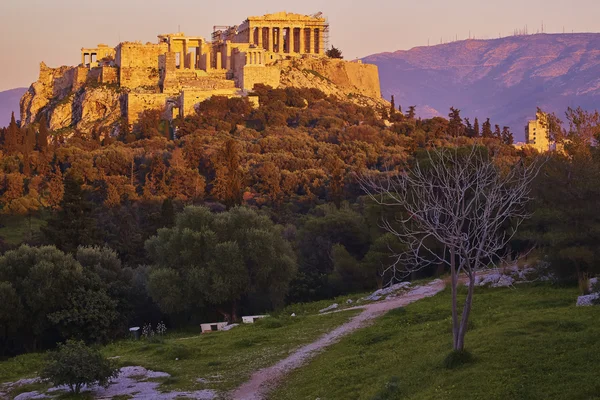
xmin=230 ymin=279 xmax=446 ymax=400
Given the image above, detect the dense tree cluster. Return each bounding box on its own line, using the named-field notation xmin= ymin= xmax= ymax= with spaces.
xmin=1 ymin=87 xmax=598 ymax=357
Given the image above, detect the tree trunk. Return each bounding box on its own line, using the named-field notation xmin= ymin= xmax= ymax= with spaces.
xmin=450 ymin=249 xmax=459 ymax=350
xmin=455 ymin=274 xmax=476 ymax=351
xmin=231 ymin=300 xmax=239 ymax=323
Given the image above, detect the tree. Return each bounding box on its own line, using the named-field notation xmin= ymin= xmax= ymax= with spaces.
xmin=0 ymin=246 xmax=85 ymax=353
xmin=519 ymin=149 xmax=600 ymax=285
xmin=145 ymin=206 xmax=297 ymax=321
xmin=481 ymin=118 xmax=493 ymax=138
xmin=407 ymin=106 xmax=417 ymax=120
xmin=293 ymin=204 xmax=371 ymax=301
xmin=390 ymin=96 xmax=396 ymax=116
xmin=473 ymin=118 xmax=480 ymax=137
xmin=326 ymin=46 xmax=343 ymax=59
xmin=211 ymin=139 xmax=244 ymax=207
xmin=42 ymin=174 xmax=98 ymax=253
xmin=501 ymin=126 xmax=514 ymax=145
xmin=360 ymin=146 xmax=540 ymax=351
xmin=41 ymin=340 xmax=119 ymax=395
xmin=4 ymin=112 xmax=19 ymax=154
xmin=37 ymin=115 xmax=49 ymax=154
xmin=447 ymin=107 xmax=465 ymax=137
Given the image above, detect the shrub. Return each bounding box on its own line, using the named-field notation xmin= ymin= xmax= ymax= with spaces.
xmin=41 ymin=340 xmax=119 ymax=394
xmin=258 ymin=318 xmax=284 ymax=329
xmin=443 ymin=349 xmax=474 ymax=369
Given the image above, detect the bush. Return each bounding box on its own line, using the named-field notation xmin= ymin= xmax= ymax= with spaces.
xmin=258 ymin=317 xmax=284 ymax=329
xmin=443 ymin=349 xmax=474 ymax=369
xmin=41 ymin=340 xmax=119 ymax=394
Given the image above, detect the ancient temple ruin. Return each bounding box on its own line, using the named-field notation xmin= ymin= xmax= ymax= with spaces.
xmin=21 ymin=12 xmax=382 ymax=132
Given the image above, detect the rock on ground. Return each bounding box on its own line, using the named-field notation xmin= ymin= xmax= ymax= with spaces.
xmin=363 ymin=282 xmax=411 ymax=301
xmin=222 ymin=323 xmax=239 ymax=331
xmin=12 ymin=366 xmax=216 ymax=400
xmin=319 ymin=303 xmax=339 ymax=313
xmin=577 ymin=293 xmax=600 ymax=306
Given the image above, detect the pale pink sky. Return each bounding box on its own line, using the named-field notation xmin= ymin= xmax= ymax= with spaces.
xmin=1 ymin=0 xmax=599 ymax=91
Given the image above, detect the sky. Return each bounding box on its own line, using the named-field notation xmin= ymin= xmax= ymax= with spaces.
xmin=1 ymin=0 xmax=600 ymax=91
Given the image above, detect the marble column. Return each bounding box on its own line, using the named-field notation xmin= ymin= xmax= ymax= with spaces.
xmin=299 ymin=28 xmax=305 ymax=54
xmin=277 ymin=26 xmax=283 ymax=53
xmin=267 ymin=27 xmax=273 ymax=52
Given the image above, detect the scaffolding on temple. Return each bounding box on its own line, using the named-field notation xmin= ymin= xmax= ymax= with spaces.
xmin=309 ymin=12 xmax=330 ymax=52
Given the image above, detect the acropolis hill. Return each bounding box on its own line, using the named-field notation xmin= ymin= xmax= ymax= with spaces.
xmin=19 ymin=11 xmax=384 ymax=135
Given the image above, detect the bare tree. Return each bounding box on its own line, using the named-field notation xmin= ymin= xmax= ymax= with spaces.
xmin=360 ymin=146 xmax=541 ymax=351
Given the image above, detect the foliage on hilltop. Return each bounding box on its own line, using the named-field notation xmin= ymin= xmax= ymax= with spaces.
xmin=0 ymin=87 xmax=599 ymax=358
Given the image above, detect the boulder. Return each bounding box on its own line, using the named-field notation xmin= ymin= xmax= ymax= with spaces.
xmin=222 ymin=324 xmax=239 ymax=331
xmin=576 ymin=293 xmax=600 ymax=307
xmin=319 ymin=303 xmax=339 ymax=313
xmin=363 ymin=282 xmax=411 ymax=301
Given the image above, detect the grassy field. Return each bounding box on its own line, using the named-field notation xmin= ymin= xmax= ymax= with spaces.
xmin=0 ymin=309 xmax=360 ymax=397
xmin=269 ymin=284 xmax=600 ymax=400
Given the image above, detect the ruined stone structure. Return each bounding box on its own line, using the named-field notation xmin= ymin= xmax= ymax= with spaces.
xmin=21 ymin=12 xmax=383 ymax=134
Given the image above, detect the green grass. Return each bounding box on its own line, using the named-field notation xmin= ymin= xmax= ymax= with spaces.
xmin=269 ymin=284 xmax=600 ymax=400
xmin=0 ymin=310 xmax=359 ymax=396
xmin=0 ymin=214 xmax=46 ymax=245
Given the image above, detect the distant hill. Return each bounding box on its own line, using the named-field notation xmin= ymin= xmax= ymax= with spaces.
xmin=364 ymin=33 xmax=600 ymax=140
xmin=0 ymin=88 xmax=27 ymax=127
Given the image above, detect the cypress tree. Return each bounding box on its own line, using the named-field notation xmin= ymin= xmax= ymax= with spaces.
xmin=5 ymin=112 xmax=19 ymax=154
xmin=42 ymin=174 xmax=99 ymax=253
xmin=37 ymin=115 xmax=49 ymax=154
xmin=473 ymin=118 xmax=480 ymax=137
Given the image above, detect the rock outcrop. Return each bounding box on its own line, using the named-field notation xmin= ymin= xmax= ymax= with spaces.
xmin=20 ymin=57 xmax=386 ymax=136
xmin=20 ymin=62 xmax=121 ymax=135
xmin=279 ymin=58 xmax=386 ymax=109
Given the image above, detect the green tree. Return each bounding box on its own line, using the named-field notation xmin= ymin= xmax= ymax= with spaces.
xmin=145 ymin=206 xmax=296 ymax=322
xmin=41 ymin=340 xmax=119 ymax=395
xmin=407 ymin=106 xmax=416 ymax=120
xmin=447 ymin=107 xmax=465 ymax=137
xmin=326 ymin=46 xmax=343 ymax=59
xmin=42 ymin=174 xmax=99 ymax=253
xmin=473 ymin=117 xmax=480 ymax=137
xmin=293 ymin=204 xmax=371 ymax=301
xmin=0 ymin=246 xmax=84 ymax=352
xmin=481 ymin=118 xmax=493 ymax=138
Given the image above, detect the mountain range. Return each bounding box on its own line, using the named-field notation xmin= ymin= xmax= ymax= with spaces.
xmin=0 ymin=88 xmax=27 ymax=127
xmin=364 ymin=33 xmax=600 ymax=140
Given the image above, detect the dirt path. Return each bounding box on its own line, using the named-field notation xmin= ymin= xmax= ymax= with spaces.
xmin=229 ymin=279 xmax=446 ymax=400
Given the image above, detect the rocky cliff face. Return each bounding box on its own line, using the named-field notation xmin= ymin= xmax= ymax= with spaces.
xmin=20 ymin=57 xmax=386 ymax=135
xmin=278 ymin=58 xmax=386 ymax=109
xmin=364 ymin=33 xmax=600 ymax=139
xmin=20 ymin=63 xmax=121 ymax=134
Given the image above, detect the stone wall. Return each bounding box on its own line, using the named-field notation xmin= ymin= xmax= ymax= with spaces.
xmin=101 ymin=67 xmax=118 ymax=84
xmin=126 ymin=93 xmax=170 ymax=125
xmin=117 ymin=42 xmax=167 ymax=89
xmin=242 ymin=65 xmax=281 ymax=91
